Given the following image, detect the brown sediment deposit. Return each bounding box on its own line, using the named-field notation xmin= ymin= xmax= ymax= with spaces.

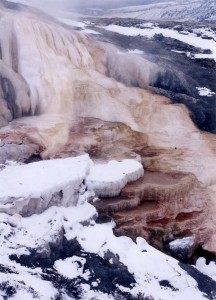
xmin=94 ymin=170 xmax=215 ymax=257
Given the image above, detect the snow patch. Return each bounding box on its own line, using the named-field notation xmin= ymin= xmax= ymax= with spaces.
xmin=169 ymin=236 xmax=195 ymax=251
xmin=196 ymin=87 xmax=216 ymax=97
xmin=58 ymin=18 xmax=100 ymax=35
xmin=82 ymin=28 xmax=100 ymax=35
xmin=196 ymin=257 xmax=216 ymax=281
xmin=54 ymin=256 xmax=89 ymax=280
xmin=59 ymin=19 xmax=86 ymax=29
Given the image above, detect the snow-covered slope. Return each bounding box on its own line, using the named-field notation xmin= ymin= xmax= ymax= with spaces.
xmin=6 ymin=0 xmax=216 ymax=22
xmin=0 ymin=157 xmax=215 ymax=300
xmin=106 ymin=0 xmax=216 ymax=22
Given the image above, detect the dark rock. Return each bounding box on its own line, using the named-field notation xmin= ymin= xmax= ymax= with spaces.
xmin=24 ymin=154 xmax=42 ymax=164
xmin=96 ymin=214 xmax=114 ymax=224
xmin=159 ymin=280 xmax=178 ymax=291
xmin=95 ymin=19 xmax=216 ymax=133
xmin=168 ymin=237 xmax=196 ymax=262
xmin=0 ymin=281 xmax=16 ymax=298
xmin=0 ymin=77 xmax=17 ymax=118
xmin=179 ymin=262 xmax=216 ymax=300
xmin=193 ymin=245 xmax=216 ymax=265
xmin=10 ymin=236 xmax=136 ymax=296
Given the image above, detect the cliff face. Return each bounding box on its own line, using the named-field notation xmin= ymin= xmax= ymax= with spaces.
xmin=0 ymin=4 xmax=216 ymax=255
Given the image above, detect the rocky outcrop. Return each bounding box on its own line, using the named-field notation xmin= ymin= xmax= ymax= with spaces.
xmin=94 ymin=170 xmax=212 ymax=259
xmin=0 ymin=130 xmax=42 ymax=163
xmin=169 ymin=236 xmax=196 ymax=262
xmin=0 ymin=117 xmax=148 ymax=163
xmin=45 ymin=117 xmax=148 ymax=160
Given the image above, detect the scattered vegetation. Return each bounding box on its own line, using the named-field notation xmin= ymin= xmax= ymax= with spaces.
xmin=113 ymin=289 xmax=154 ymax=300
xmin=0 ymin=281 xmax=16 ymax=298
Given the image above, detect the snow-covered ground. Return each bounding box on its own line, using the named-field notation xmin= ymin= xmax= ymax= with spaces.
xmin=57 ymin=17 xmax=216 ymax=65
xmin=0 ymin=202 xmax=212 ymax=300
xmin=0 ymin=206 xmax=212 ymax=299
xmin=0 ymin=156 xmax=215 ymax=299
xmin=98 ymin=23 xmax=216 ymax=62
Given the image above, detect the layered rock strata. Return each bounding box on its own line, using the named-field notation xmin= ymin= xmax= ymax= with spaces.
xmin=94 ymin=171 xmax=213 ymax=258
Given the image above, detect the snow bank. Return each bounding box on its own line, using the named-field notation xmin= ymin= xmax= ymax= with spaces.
xmin=86 ymin=159 xmax=144 ymax=197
